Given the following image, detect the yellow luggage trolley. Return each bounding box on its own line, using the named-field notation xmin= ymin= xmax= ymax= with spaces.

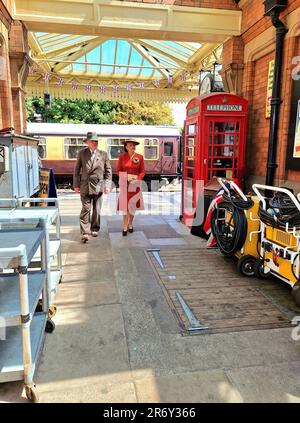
xmin=252 ymin=184 xmax=300 ymax=305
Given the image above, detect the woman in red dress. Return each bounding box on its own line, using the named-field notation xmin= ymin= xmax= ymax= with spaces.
xmin=117 ymin=140 xmax=145 ymax=236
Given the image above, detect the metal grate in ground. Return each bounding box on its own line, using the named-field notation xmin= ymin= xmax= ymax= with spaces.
xmin=146 ymin=248 xmax=297 ymax=335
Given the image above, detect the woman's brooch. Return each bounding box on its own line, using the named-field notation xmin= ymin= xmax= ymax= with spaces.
xmin=133 ymin=157 xmax=140 ymax=164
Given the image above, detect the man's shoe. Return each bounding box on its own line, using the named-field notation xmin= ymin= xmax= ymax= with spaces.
xmin=91 ymin=231 xmax=98 ymax=237
xmin=81 ymin=234 xmax=89 ymax=243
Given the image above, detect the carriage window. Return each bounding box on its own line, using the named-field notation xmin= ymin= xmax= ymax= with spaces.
xmin=36 ymin=137 xmax=46 ymax=159
xmin=144 ymin=138 xmax=158 ymax=160
xmin=107 ymin=138 xmax=131 ymax=159
xmin=64 ymin=137 xmax=86 ymax=159
xmin=164 ymin=142 xmax=173 ymax=156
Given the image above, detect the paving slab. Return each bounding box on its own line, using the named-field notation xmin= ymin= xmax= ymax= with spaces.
xmin=149 ymin=238 xmax=188 ymax=246
xmin=36 ymin=305 xmax=130 ymax=387
xmin=64 ymin=243 xmax=113 ymax=264
xmin=38 ymin=379 xmax=137 ymax=403
xmin=62 ymin=261 xmax=115 ymax=283
xmin=134 ymin=369 xmax=243 ymax=403
xmin=109 ymin=231 xmax=150 ymax=248
xmin=226 ymin=361 xmax=300 ymax=403
xmin=163 ymin=219 xmax=191 ymax=235
xmin=55 ymin=281 xmax=119 ymax=309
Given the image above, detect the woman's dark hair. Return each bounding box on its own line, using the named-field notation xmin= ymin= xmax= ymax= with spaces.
xmin=123 ymin=141 xmax=136 ymax=152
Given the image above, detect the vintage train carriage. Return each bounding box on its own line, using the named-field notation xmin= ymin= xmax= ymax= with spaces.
xmin=26 ymin=123 xmax=181 ymax=187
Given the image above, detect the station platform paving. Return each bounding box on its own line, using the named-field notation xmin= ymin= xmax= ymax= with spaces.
xmin=1 ymin=191 xmax=300 ymax=403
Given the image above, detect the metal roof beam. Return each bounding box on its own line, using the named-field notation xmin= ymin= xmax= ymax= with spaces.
xmin=40 ymin=36 xmax=98 ymax=59
xmin=52 ymin=37 xmax=106 ymax=72
xmin=130 ymin=41 xmax=169 ymax=78
xmin=137 ymin=40 xmax=187 ymax=67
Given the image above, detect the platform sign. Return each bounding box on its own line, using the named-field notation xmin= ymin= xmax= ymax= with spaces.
xmin=266 ymin=60 xmax=275 ymax=119
xmin=38 ymin=168 xmax=57 ymax=206
xmin=293 ymin=100 xmax=300 ymax=158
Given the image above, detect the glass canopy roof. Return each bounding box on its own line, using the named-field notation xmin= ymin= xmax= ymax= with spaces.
xmin=27 ymin=32 xmax=223 ymax=103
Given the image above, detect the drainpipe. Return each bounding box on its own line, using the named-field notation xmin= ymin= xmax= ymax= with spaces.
xmin=264 ymin=1 xmax=288 ymax=187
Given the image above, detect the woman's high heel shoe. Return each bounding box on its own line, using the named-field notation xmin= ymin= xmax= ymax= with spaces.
xmin=128 ymin=227 xmax=134 ymax=233
xmin=122 ymin=229 xmax=128 ymax=236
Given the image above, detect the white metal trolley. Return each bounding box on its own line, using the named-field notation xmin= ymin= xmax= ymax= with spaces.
xmin=0 ymin=217 xmax=53 ymax=402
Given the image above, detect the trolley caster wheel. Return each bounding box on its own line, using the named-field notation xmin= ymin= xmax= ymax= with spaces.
xmin=237 ymin=255 xmax=256 ymax=277
xmin=25 ymin=385 xmax=39 ymax=403
xmin=45 ymin=319 xmax=56 ymax=333
xmin=292 ymin=280 xmax=300 ymax=306
xmin=48 ymin=305 xmax=57 ymax=318
xmin=254 ymin=260 xmax=270 ymax=279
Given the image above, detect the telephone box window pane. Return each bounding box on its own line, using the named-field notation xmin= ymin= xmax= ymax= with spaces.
xmin=164 ymin=142 xmax=173 ymax=156
xmin=187 ymin=159 xmax=194 ymax=167
xmin=214 ymin=122 xmax=235 ymax=133
xmin=188 ymin=138 xmax=194 ymax=147
xmin=214 ymin=134 xmax=225 ymax=145
xmin=188 ymin=147 xmax=194 ymax=157
xmin=224 ymin=134 xmax=235 ymax=144
xmin=188 ymin=125 xmax=196 ymax=135
xmin=213 ymin=146 xmax=234 ymax=157
xmin=214 ymin=122 xmax=226 ymax=132
xmin=236 ymin=122 xmax=240 ymax=131
xmin=224 ymin=122 xmax=235 ymax=133
xmin=226 ymin=170 xmax=233 ymax=179
xmin=213 ymin=169 xmax=226 ymax=177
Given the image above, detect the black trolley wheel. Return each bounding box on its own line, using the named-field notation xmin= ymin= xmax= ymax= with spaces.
xmin=237 ymin=255 xmax=256 ymax=277
xmin=45 ymin=319 xmax=56 ymax=333
xmin=253 ymin=259 xmax=270 ymax=279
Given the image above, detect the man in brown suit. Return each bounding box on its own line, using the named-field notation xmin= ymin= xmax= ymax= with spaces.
xmin=74 ymin=132 xmax=112 ymax=242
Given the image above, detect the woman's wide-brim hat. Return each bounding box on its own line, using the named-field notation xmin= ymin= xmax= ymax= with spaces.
xmin=84 ymin=131 xmax=99 ymax=142
xmin=122 ymin=139 xmax=140 ymax=146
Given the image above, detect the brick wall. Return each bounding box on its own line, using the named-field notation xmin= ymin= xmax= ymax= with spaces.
xmin=0 ymin=1 xmax=29 ymax=132
xmin=246 ymin=51 xmax=275 ymax=178
xmin=222 ymin=0 xmax=300 ymax=188
xmin=222 ymin=36 xmax=244 ymax=69
xmin=123 ymin=0 xmax=239 ymax=9
xmin=241 ymin=0 xmax=300 ymax=45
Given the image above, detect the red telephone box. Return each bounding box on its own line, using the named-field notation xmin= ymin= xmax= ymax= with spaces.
xmin=182 ymin=93 xmax=248 ymax=225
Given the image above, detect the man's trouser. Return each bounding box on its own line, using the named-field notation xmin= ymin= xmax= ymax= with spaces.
xmin=80 ymin=192 xmax=103 ymax=235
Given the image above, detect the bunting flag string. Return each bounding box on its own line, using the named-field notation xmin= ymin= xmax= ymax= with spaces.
xmin=35 ymin=71 xmax=193 ymax=94
xmin=43 ymin=72 xmax=51 ymax=81
xmin=99 ymin=85 xmax=106 ymax=94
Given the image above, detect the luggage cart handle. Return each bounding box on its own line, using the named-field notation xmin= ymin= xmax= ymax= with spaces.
xmin=252 ymin=184 xmax=300 ymax=212
xmin=217 ymin=178 xmax=248 ymax=201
